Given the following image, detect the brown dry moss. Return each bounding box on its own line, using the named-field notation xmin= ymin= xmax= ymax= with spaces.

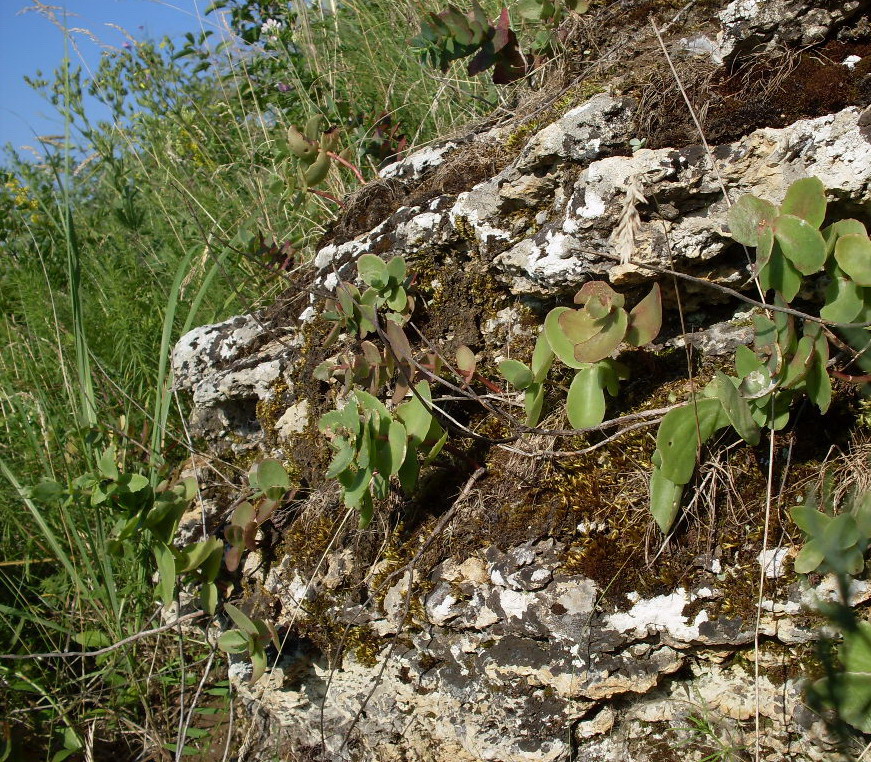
xmin=636 ymin=39 xmax=871 ymax=150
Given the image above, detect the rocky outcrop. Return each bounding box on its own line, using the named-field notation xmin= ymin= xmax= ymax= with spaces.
xmin=226 ymin=538 xmax=860 ymax=762
xmin=171 ymin=1 xmax=871 ymax=759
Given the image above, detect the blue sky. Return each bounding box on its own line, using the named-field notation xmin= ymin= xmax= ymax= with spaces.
xmin=0 ymin=1 xmax=215 ymax=153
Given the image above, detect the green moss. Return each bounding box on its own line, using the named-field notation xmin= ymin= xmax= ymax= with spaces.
xmin=272 ymin=512 xmax=338 ymax=578
xmin=453 ymin=214 xmax=478 ymax=244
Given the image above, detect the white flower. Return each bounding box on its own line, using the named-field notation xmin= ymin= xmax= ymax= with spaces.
xmin=261 ymin=19 xmax=283 ymax=42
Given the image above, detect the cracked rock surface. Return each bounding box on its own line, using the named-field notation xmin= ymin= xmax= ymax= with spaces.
xmin=170 ymin=0 xmax=871 ymax=759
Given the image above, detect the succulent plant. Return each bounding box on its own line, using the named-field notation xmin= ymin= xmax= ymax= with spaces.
xmin=319 ymin=385 xmax=446 ymax=527
xmin=791 ymin=481 xmax=871 ymax=579
xmin=651 ymin=176 xmax=871 ymax=535
xmin=544 ymin=281 xmax=661 ymax=367
xmin=283 ymin=115 xmax=360 ymax=189
xmin=224 ymin=459 xmax=293 ymax=573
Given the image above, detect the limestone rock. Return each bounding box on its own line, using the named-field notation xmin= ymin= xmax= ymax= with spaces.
xmin=168 ymin=1 xmax=871 ymax=758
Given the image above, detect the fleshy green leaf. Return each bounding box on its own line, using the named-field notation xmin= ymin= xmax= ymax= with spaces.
xmin=625 ymin=283 xmax=662 ymax=347
xmin=386 ymin=256 xmax=406 ymax=283
xmin=397 ymin=382 xmax=434 ymax=445
xmin=573 ymin=280 xmax=624 ymax=309
xmin=498 ymin=359 xmax=533 ymax=390
xmin=728 ymin=194 xmax=778 ymax=246
xmin=386 ymin=285 xmax=408 ymax=312
xmin=821 ymin=264 xmax=865 ymax=323
xmin=217 ymin=628 xmax=250 ymax=654
xmin=544 ymin=307 xmax=586 ymax=369
xmin=177 ymin=538 xmax=223 ymax=574
xmin=357 ymin=490 xmax=374 ymax=528
xmin=354 ymin=390 xmax=390 ymax=419
xmin=834 ymin=234 xmax=871 ymax=286
xmin=201 ymin=582 xmax=218 ymax=615
xmin=338 ymin=465 xmax=372 ymax=508
xmin=153 ymin=543 xmax=176 ymax=606
xmin=397 ymin=446 xmax=420 ymax=494
xmin=791 ymin=503 xmax=830 ymax=536
xmin=793 ymin=539 xmax=825 ymax=574
xmin=224 ymin=602 xmax=259 ymax=636
xmin=712 ymin=372 xmax=760 ymax=445
xmin=531 ymin=332 xmax=555 ymax=382
xmin=231 ymin=501 xmax=255 ymax=528
xmin=780 ymin=176 xmax=826 ymax=229
xmin=779 ymin=335 xmax=815 ymax=389
xmin=650 ymin=466 xmax=684 ymax=534
xmin=804 ymin=357 xmax=832 ymax=414
xmin=326 ymin=445 xmax=355 ymax=478
xmin=755 ymin=227 xmax=774 ymax=272
xmin=828 ymin=623 xmax=871 ymax=732
xmin=357 ymin=253 xmax=389 ymax=288
xmin=773 ymin=215 xmax=827 ymax=275
xmin=249 ymin=642 xmax=268 ymax=685
xmin=380 ymin=420 xmax=408 ymax=476
xmin=423 ymin=426 xmax=448 ymax=465
xmin=524 ymin=382 xmax=545 ymax=426
xmin=822 ymin=218 xmax=868 ymax=257
xmin=323 ymin=400 xmax=361 ymax=437
xmin=572 ymin=308 xmax=628 ymax=363
xmin=735 ymin=344 xmax=764 ymax=378
xmin=255 ymin=459 xmax=289 ymax=500
xmin=566 ymin=365 xmax=606 ymax=429
xmin=655 ymin=399 xmax=730 ymax=485
xmin=557 ymin=307 xmax=603 ymax=345
xmin=759 ymin=247 xmax=802 ymax=301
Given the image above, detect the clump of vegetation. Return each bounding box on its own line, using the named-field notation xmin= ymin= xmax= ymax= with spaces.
xmin=3 ymin=0 xmax=871 ymax=756
xmin=650 ymin=177 xmax=870 ymax=533
xmin=412 ymin=0 xmax=590 ymax=84
xmin=0 ymin=0 xmax=503 ymax=756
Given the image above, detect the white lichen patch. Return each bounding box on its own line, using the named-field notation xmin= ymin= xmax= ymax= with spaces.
xmin=380 ymin=142 xmax=457 ymax=180
xmin=758 ymin=546 xmax=792 ymax=579
xmin=606 ymin=588 xmax=709 ymax=642
xmin=275 ymin=400 xmax=309 ymax=439
xmin=497 ymin=588 xmax=532 ymax=620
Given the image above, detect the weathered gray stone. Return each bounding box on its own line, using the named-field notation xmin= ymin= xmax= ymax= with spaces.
xmin=717 ymin=0 xmax=864 ymax=60
xmin=494 ymin=107 xmax=871 ymax=296
xmin=168 ymin=2 xmax=871 ymax=758
xmin=235 ymin=527 xmax=846 ymax=760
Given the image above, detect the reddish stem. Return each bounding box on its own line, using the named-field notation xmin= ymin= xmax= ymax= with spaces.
xmin=327 ymin=151 xmax=366 ymax=184
xmin=832 ymin=369 xmax=871 ymax=383
xmin=473 ymin=372 xmax=504 ymax=395
xmin=307 ymin=188 xmax=345 ymax=207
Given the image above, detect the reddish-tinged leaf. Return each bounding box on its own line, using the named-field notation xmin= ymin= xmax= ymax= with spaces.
xmin=573 ymin=280 xmax=623 ymax=308
xmin=493 ymin=7 xmax=511 ymax=51
xmin=456 ymin=345 xmax=477 ymax=379
xmin=468 ymin=46 xmax=495 ymax=76
xmin=625 ymin=283 xmax=662 ymax=346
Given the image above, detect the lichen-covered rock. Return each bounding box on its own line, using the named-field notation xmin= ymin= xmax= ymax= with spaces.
xmin=494 ymin=106 xmax=871 ymax=295
xmin=234 ymin=535 xmax=845 ymax=761
xmin=717 ymin=0 xmax=866 ymax=60
xmin=169 ymin=0 xmax=871 ymax=759
xmin=172 ymin=312 xmax=302 ymax=449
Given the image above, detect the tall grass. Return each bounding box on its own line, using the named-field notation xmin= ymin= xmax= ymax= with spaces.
xmin=0 ymin=0 xmax=509 ymax=756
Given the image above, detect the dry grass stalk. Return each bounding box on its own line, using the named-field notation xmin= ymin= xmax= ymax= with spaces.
xmin=611 ymin=176 xmax=647 ymax=265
